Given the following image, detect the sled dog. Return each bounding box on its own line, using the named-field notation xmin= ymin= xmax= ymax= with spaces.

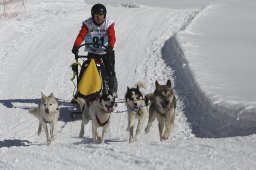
xmin=79 ymin=92 xmax=116 ymax=144
xmin=125 ymin=82 xmax=148 ymax=143
xmin=29 ymin=92 xmax=60 ymax=145
xmin=145 ymin=80 xmax=176 ymax=141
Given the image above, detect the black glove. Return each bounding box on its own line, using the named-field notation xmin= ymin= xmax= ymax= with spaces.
xmin=106 ymin=46 xmax=113 ymax=54
xmin=71 ymin=63 xmax=78 ymax=74
xmin=72 ymin=46 xmax=78 ymax=55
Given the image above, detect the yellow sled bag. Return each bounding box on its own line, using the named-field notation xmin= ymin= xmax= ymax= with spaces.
xmin=78 ymin=59 xmax=102 ymax=97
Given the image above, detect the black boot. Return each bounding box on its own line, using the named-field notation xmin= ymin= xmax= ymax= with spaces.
xmin=109 ymin=76 xmax=118 ymax=97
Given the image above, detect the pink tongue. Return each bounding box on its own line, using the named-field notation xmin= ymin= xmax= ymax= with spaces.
xmin=107 ymin=107 xmax=113 ymax=112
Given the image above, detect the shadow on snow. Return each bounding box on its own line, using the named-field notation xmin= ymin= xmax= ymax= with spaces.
xmin=0 ymin=139 xmax=32 ymax=148
xmin=0 ymin=98 xmax=74 ymax=122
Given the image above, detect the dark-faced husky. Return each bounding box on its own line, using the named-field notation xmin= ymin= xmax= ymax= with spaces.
xmin=29 ymin=92 xmax=59 ymax=145
xmin=125 ymin=82 xmax=148 ymax=143
xmin=145 ymin=80 xmax=176 ymax=141
xmin=78 ymin=92 xmax=116 ymax=144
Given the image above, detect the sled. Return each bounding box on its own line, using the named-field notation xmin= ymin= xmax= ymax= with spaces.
xmin=70 ymin=43 xmax=109 ymax=120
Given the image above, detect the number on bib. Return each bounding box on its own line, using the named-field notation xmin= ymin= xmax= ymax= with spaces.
xmin=92 ymin=36 xmax=105 ymax=48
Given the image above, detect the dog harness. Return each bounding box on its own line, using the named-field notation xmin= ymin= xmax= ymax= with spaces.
xmin=96 ymin=114 xmax=110 ymax=127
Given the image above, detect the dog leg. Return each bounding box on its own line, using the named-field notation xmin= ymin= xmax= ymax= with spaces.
xmin=79 ymin=117 xmax=89 ymax=138
xmin=96 ymin=129 xmax=102 ymax=142
xmin=163 ymin=111 xmax=175 ymax=140
xmin=38 ymin=122 xmax=42 ymax=136
xmin=135 ymin=112 xmax=146 ymax=141
xmin=50 ymin=123 xmax=56 ymax=141
xmin=158 ymin=117 xmax=165 ymax=141
xmin=128 ymin=112 xmax=136 ymax=143
xmin=42 ymin=123 xmax=51 ymax=145
xmin=92 ymin=122 xmax=98 ymax=143
xmin=145 ymin=111 xmax=156 ymax=134
xmin=100 ymin=127 xmax=108 ymax=144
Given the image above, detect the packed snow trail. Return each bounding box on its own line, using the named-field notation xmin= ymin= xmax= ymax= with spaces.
xmin=0 ymin=2 xmax=195 ymax=140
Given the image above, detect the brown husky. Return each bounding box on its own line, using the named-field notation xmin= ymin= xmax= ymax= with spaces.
xmin=145 ymin=80 xmax=176 ymax=141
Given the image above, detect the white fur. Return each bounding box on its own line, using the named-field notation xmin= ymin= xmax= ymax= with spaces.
xmin=29 ymin=92 xmax=59 ymax=145
xmin=78 ymin=94 xmax=115 ymax=144
xmin=125 ymin=82 xmax=148 ymax=143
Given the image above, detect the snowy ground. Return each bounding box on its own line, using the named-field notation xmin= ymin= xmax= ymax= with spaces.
xmin=0 ymin=0 xmax=256 ymax=169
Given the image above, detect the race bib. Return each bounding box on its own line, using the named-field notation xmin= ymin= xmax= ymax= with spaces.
xmin=83 ymin=18 xmax=113 ymax=54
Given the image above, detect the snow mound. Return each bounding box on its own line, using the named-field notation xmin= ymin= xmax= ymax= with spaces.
xmin=114 ymin=3 xmax=142 ymax=8
xmin=162 ymin=35 xmax=256 ymax=138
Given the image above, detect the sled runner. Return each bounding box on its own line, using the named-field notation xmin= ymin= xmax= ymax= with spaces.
xmin=70 ymin=43 xmax=109 ymax=119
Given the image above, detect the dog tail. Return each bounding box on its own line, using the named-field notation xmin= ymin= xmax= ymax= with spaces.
xmin=28 ymin=107 xmax=39 ymax=118
xmin=135 ymin=81 xmax=147 ymax=90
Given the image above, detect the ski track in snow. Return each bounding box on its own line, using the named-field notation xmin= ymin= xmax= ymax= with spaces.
xmin=1 ymin=1 xmax=256 ymax=169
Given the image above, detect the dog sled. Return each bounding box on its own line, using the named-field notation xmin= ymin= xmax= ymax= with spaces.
xmin=70 ymin=43 xmax=109 ymax=119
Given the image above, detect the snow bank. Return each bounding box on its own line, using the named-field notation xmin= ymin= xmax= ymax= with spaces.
xmin=162 ymin=35 xmax=256 ymax=138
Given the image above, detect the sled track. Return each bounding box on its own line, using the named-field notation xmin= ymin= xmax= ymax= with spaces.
xmin=162 ymin=36 xmax=256 ymax=138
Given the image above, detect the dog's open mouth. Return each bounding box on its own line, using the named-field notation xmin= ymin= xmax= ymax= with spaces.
xmin=133 ymin=105 xmax=140 ymax=110
xmin=161 ymin=102 xmax=169 ymax=110
xmin=105 ymin=104 xmax=114 ymax=112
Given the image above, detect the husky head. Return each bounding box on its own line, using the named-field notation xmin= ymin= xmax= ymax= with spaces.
xmin=154 ymin=80 xmax=175 ymax=110
xmin=100 ymin=91 xmax=116 ymax=113
xmin=125 ymin=85 xmax=145 ymax=110
xmin=41 ymin=92 xmax=59 ymax=115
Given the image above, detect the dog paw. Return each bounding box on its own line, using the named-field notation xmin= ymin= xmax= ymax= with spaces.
xmin=47 ymin=140 xmax=51 ymax=145
xmin=162 ymin=135 xmax=169 ymax=140
xmin=97 ymin=136 xmax=102 ymax=142
xmin=162 ymin=131 xmax=170 ymax=140
xmin=100 ymin=139 xmax=105 ymax=144
xmin=79 ymin=131 xmax=84 ymax=138
xmin=51 ymin=135 xmax=56 ymax=141
xmin=129 ymin=137 xmax=137 ymax=143
xmin=145 ymin=127 xmax=150 ymax=134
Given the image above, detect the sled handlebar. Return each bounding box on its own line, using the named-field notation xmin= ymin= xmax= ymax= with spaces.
xmin=78 ymin=43 xmax=108 ymax=50
xmin=75 ymin=43 xmax=108 ymax=59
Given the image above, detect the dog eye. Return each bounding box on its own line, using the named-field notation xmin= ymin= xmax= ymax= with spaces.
xmin=129 ymin=97 xmax=134 ymax=101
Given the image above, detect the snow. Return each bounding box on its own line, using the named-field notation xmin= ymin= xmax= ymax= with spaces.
xmin=0 ymin=0 xmax=256 ymax=169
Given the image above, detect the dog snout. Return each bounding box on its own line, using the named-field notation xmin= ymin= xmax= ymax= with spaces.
xmin=161 ymin=100 xmax=169 ymax=108
xmin=164 ymin=100 xmax=169 ymax=105
xmin=134 ymin=103 xmax=138 ymax=107
xmin=45 ymin=108 xmax=49 ymax=114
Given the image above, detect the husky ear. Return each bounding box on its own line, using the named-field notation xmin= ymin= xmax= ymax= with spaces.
xmin=127 ymin=86 xmax=130 ymax=91
xmin=41 ymin=92 xmax=46 ymax=102
xmin=41 ymin=92 xmax=46 ymax=98
xmin=49 ymin=93 xmax=54 ymax=98
xmin=136 ymin=85 xmax=139 ymax=90
xmin=166 ymin=79 xmax=172 ymax=88
xmin=155 ymin=80 xmax=160 ymax=88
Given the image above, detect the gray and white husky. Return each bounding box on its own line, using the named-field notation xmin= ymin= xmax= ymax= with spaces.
xmin=125 ymin=82 xmax=148 ymax=143
xmin=145 ymin=80 xmax=176 ymax=141
xmin=29 ymin=92 xmax=59 ymax=145
xmin=78 ymin=92 xmax=116 ymax=144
